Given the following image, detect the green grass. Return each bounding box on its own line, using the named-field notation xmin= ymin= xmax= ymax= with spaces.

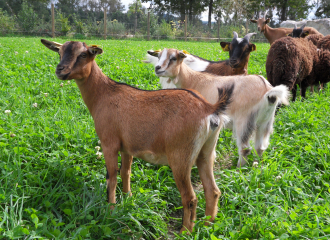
xmin=0 ymin=37 xmax=329 ymax=239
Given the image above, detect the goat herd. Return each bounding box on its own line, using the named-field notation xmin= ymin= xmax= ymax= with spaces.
xmin=40 ymin=18 xmax=329 ymax=233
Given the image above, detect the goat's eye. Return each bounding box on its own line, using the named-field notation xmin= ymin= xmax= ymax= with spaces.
xmin=80 ymin=53 xmax=87 ymax=58
xmin=171 ymin=57 xmax=177 ymax=61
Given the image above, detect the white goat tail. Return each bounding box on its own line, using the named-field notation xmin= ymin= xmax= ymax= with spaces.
xmin=265 ymin=84 xmax=290 ymax=106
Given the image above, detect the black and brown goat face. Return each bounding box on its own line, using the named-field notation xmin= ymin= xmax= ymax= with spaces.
xmin=220 ymin=32 xmax=256 ymax=68
xmin=288 ymin=24 xmax=309 ymax=38
xmin=41 ymin=39 xmax=103 ymax=80
xmin=148 ymin=48 xmax=187 ymax=78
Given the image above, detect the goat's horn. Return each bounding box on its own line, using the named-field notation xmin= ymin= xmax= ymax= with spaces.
xmin=244 ymin=32 xmax=256 ymax=42
xmin=294 ymin=24 xmax=297 ymax=29
xmin=233 ymin=31 xmax=238 ymax=39
xmin=300 ymin=23 xmax=306 ymax=29
xmin=264 ymin=10 xmax=268 ymax=18
xmin=259 ymin=11 xmax=261 ymax=18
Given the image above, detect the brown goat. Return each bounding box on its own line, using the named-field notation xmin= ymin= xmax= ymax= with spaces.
xmin=250 ymin=11 xmax=322 ymax=45
xmin=41 ymin=39 xmax=234 ymax=233
xmin=144 ymin=32 xmax=256 ymax=88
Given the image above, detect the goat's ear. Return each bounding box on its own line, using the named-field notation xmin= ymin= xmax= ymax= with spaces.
xmin=88 ymin=45 xmax=103 ymax=55
xmin=301 ymin=30 xmax=309 ymax=38
xmin=265 ymin=18 xmax=270 ymax=24
xmin=147 ymin=50 xmax=160 ymax=57
xmin=220 ymin=42 xmax=230 ymax=51
xmin=249 ymin=43 xmax=257 ymax=52
xmin=250 ymin=19 xmax=257 ymax=23
xmin=41 ymin=39 xmax=62 ymax=52
xmin=178 ymin=51 xmax=187 ymax=59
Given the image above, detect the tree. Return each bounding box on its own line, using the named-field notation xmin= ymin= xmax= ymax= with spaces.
xmin=142 ymin=0 xmax=207 ymax=22
xmin=269 ymin=0 xmax=312 ymax=21
xmin=315 ymin=0 xmax=330 ymax=18
xmin=18 ymin=0 xmax=37 ymax=32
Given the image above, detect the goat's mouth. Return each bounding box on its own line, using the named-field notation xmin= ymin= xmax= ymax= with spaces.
xmin=155 ymin=70 xmax=165 ymax=76
xmin=56 ymin=71 xmax=71 ymax=80
xmin=229 ymin=62 xmax=241 ymax=68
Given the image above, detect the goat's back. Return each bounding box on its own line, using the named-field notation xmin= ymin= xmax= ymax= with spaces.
xmin=94 ymin=84 xmax=221 ymax=159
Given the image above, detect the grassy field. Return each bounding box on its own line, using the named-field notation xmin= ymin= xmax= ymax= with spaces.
xmin=0 ymin=37 xmax=329 ymax=239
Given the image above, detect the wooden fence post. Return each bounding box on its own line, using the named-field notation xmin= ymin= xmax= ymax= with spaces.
xmin=217 ymin=18 xmax=220 ymax=42
xmin=184 ymin=15 xmax=187 ymax=42
xmin=51 ymin=3 xmax=55 ymax=38
xmin=104 ymin=8 xmax=107 ymax=40
xmin=147 ymin=11 xmax=150 ymax=41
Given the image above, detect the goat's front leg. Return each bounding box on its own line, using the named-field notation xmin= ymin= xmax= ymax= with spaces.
xmin=171 ymin=163 xmax=196 ymax=234
xmin=120 ymin=152 xmax=133 ymax=196
xmin=104 ymin=148 xmax=119 ymax=205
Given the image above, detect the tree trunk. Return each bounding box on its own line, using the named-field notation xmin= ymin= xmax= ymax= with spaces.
xmin=134 ymin=1 xmax=137 ymax=34
xmin=281 ymin=0 xmax=288 ymax=21
xmin=208 ymin=0 xmax=213 ymax=29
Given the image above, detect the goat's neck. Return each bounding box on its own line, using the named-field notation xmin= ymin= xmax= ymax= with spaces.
xmin=263 ymin=25 xmax=274 ymax=44
xmin=74 ymin=61 xmax=110 ymax=117
xmin=172 ymin=63 xmax=201 ymax=89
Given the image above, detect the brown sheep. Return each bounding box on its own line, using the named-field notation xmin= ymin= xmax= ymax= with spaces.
xmin=266 ymin=37 xmax=330 ymax=101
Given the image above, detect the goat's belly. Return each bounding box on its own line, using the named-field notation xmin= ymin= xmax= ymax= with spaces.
xmin=135 ymin=151 xmax=168 ymax=165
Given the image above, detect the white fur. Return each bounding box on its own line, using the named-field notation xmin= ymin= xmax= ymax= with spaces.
xmin=145 ymin=53 xmax=209 ymax=88
xmin=236 ymin=38 xmax=244 ymax=43
xmin=153 ymin=51 xmax=290 ymax=168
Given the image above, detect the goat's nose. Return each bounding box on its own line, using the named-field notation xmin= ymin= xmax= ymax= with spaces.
xmin=57 ymin=65 xmax=65 ymax=71
xmin=230 ymin=59 xmax=238 ymax=65
xmin=155 ymin=65 xmax=161 ymax=70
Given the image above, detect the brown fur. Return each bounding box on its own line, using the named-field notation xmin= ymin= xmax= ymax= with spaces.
xmin=251 ymin=17 xmax=322 ymax=44
xmin=41 ymin=39 xmax=233 ymax=234
xmin=266 ymin=37 xmax=330 ymax=101
xmin=306 ymin=34 xmax=324 ymax=46
xmin=316 ymin=35 xmax=330 ymax=49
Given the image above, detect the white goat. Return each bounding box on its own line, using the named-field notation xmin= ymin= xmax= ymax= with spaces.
xmin=148 ymin=48 xmax=290 ymax=167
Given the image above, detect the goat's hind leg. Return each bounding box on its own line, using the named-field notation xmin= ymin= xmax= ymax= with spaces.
xmin=170 ymin=155 xmax=197 ymax=234
xmin=255 ymin=119 xmax=274 ymax=161
xmin=235 ymin=117 xmax=255 ymax=168
xmin=120 ymin=152 xmax=133 ymax=196
xmin=196 ymin=148 xmax=221 ymax=224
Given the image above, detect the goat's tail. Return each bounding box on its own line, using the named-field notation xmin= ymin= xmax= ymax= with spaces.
xmin=213 ymin=83 xmax=235 ymax=115
xmin=265 ymin=84 xmax=290 ymax=106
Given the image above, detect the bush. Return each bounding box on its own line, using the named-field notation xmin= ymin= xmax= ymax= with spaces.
xmin=156 ymin=20 xmax=174 ymax=38
xmin=17 ymin=0 xmax=37 ymax=33
xmin=85 ymin=19 xmax=102 ymax=37
xmin=106 ymin=19 xmax=127 ymax=35
xmin=0 ymin=8 xmax=16 ymax=33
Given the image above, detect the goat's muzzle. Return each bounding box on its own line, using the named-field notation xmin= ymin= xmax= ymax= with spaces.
xmin=155 ymin=65 xmax=165 ymax=75
xmin=229 ymin=59 xmax=240 ymax=68
xmin=56 ymin=65 xmax=71 ymax=80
